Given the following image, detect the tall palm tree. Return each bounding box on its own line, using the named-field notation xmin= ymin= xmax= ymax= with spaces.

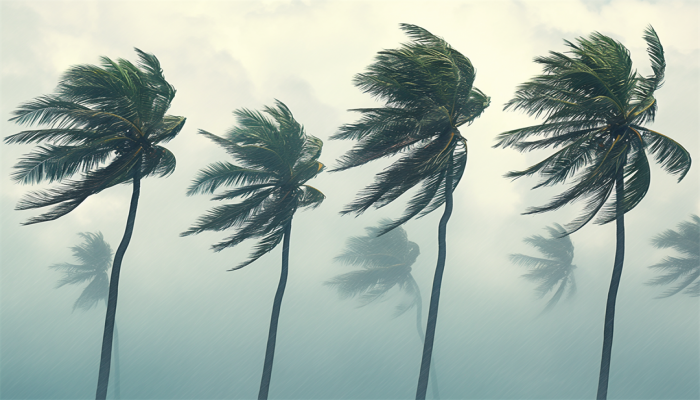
xmin=50 ymin=232 xmax=122 ymax=399
xmin=331 ymin=24 xmax=489 ymax=400
xmin=326 ymin=220 xmax=440 ymax=399
xmin=494 ymin=27 xmax=691 ymax=399
xmin=6 ymin=49 xmax=186 ymax=400
xmin=510 ymin=224 xmax=577 ymax=312
xmin=647 ymin=215 xmax=699 ymax=297
xmin=182 ymin=100 xmax=325 ymax=400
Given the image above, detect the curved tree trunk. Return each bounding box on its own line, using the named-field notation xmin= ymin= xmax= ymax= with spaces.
xmin=596 ymin=168 xmax=626 ymax=400
xmin=416 ymin=167 xmax=453 ymax=400
xmin=96 ymin=159 xmax=141 ymax=400
xmin=412 ymin=279 xmax=440 ymax=399
xmin=258 ymin=220 xmax=292 ymax=400
xmin=114 ymin=324 xmax=121 ymax=399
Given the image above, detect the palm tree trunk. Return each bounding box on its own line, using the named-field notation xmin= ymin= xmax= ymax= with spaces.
xmin=114 ymin=324 xmax=121 ymax=399
xmin=96 ymin=159 xmax=141 ymax=400
xmin=416 ymin=166 xmax=453 ymax=400
xmin=258 ymin=220 xmax=292 ymax=400
xmin=596 ymin=167 xmax=626 ymax=400
xmin=413 ymin=280 xmax=440 ymax=399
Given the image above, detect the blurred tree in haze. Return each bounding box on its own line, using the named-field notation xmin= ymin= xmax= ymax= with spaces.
xmin=183 ymin=100 xmax=325 ymax=400
xmin=50 ymin=232 xmax=122 ymax=399
xmin=331 ymin=24 xmax=489 ymax=399
xmin=6 ymin=49 xmax=186 ymax=400
xmin=327 ymin=220 xmax=440 ymax=398
xmin=510 ymin=224 xmax=577 ymax=312
xmin=647 ymin=215 xmax=699 ymax=297
xmin=494 ymin=27 xmax=691 ymax=399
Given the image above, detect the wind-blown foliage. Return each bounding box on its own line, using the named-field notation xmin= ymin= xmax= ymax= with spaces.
xmin=6 ymin=49 xmax=186 ymax=225
xmin=647 ymin=215 xmax=700 ymax=297
xmin=182 ymin=100 xmax=325 ymax=270
xmin=494 ymin=26 xmax=690 ymax=234
xmin=50 ymin=232 xmax=113 ymax=311
xmin=510 ymin=224 xmax=577 ymax=312
xmin=332 ymin=23 xmax=489 ymax=234
xmin=495 ymin=26 xmax=691 ymax=400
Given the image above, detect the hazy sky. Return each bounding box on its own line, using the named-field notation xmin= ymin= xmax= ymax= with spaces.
xmin=1 ymin=1 xmax=698 ymax=399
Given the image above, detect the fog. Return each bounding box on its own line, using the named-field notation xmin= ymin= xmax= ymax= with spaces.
xmin=1 ymin=1 xmax=698 ymax=399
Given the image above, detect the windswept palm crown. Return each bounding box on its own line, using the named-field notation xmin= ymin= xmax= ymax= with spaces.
xmin=182 ymin=100 xmax=325 ymax=270
xmin=332 ymin=23 xmax=490 ymax=234
xmin=494 ymin=26 xmax=691 ymax=233
xmin=51 ymin=232 xmax=113 ymax=311
xmin=327 ymin=220 xmax=421 ymax=314
xmin=6 ymin=49 xmax=186 ymax=225
xmin=647 ymin=215 xmax=700 ymax=297
xmin=510 ymin=224 xmax=577 ymax=311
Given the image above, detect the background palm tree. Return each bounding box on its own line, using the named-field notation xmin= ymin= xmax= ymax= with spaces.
xmin=647 ymin=215 xmax=699 ymax=297
xmin=50 ymin=232 xmax=122 ymax=399
xmin=326 ymin=220 xmax=440 ymax=399
xmin=331 ymin=24 xmax=489 ymax=400
xmin=510 ymin=224 xmax=577 ymax=312
xmin=6 ymin=49 xmax=186 ymax=400
xmin=182 ymin=100 xmax=325 ymax=400
xmin=494 ymin=27 xmax=691 ymax=399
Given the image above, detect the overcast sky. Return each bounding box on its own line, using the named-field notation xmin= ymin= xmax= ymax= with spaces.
xmin=1 ymin=1 xmax=698 ymax=399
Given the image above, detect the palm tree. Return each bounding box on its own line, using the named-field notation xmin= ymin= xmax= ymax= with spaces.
xmin=6 ymin=49 xmax=186 ymax=400
xmin=647 ymin=215 xmax=700 ymax=297
xmin=331 ymin=24 xmax=489 ymax=400
xmin=50 ymin=232 xmax=122 ymax=399
xmin=326 ymin=220 xmax=440 ymax=399
xmin=510 ymin=224 xmax=577 ymax=312
xmin=182 ymin=100 xmax=325 ymax=400
xmin=494 ymin=27 xmax=691 ymax=399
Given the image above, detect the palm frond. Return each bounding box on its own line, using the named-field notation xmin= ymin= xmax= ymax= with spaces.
xmin=185 ymin=101 xmax=324 ymax=269
xmin=333 ymin=23 xmax=487 ymax=229
xmin=7 ymin=49 xmax=184 ymax=224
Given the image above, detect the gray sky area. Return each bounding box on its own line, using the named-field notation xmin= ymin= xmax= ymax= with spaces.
xmin=1 ymin=1 xmax=698 ymax=399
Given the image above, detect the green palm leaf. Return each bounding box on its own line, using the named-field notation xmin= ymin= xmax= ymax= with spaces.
xmin=183 ymin=100 xmax=325 ymax=270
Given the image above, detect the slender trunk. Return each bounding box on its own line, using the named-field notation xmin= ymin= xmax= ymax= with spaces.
xmin=258 ymin=220 xmax=292 ymax=400
xmin=416 ymin=167 xmax=453 ymax=400
xmin=412 ymin=279 xmax=440 ymax=399
xmin=114 ymin=324 xmax=121 ymax=400
xmin=596 ymin=168 xmax=626 ymax=400
xmin=96 ymin=158 xmax=141 ymax=400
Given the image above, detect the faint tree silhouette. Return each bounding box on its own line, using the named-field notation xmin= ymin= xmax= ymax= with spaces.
xmin=647 ymin=215 xmax=699 ymax=297
xmin=50 ymin=232 xmax=122 ymax=399
xmin=327 ymin=220 xmax=440 ymax=398
xmin=510 ymin=224 xmax=577 ymax=312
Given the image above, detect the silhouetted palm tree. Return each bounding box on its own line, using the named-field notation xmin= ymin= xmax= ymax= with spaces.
xmin=50 ymin=232 xmax=121 ymax=399
xmin=6 ymin=49 xmax=185 ymax=400
xmin=326 ymin=220 xmax=440 ymax=398
xmin=647 ymin=215 xmax=699 ymax=297
xmin=331 ymin=24 xmax=489 ymax=399
xmin=494 ymin=27 xmax=692 ymax=399
xmin=510 ymin=224 xmax=577 ymax=312
xmin=183 ymin=100 xmax=325 ymax=400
